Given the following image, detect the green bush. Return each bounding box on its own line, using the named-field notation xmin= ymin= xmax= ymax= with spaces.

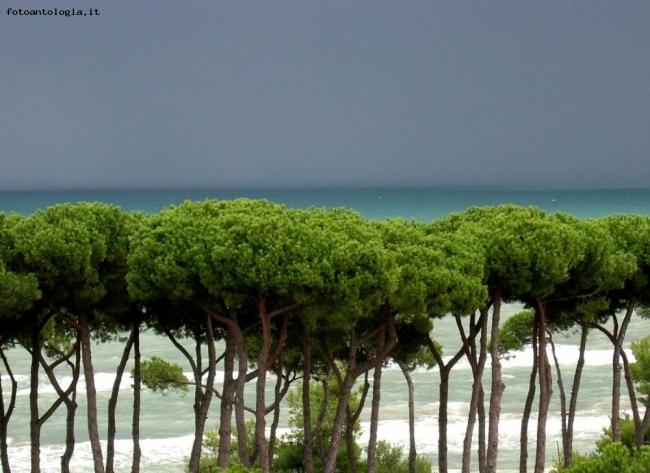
xmin=595 ymin=414 xmax=650 ymax=455
xmin=550 ymin=450 xmax=592 ymax=472
xmin=552 ymin=443 xmax=650 ymax=473
xmin=358 ymin=441 xmax=433 ymax=473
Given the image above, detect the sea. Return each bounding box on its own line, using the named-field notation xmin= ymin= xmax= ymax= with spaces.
xmin=2 ymin=187 xmax=650 ymax=473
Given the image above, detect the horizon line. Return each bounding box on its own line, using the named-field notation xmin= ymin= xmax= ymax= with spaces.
xmin=2 ymin=185 xmax=650 ymax=193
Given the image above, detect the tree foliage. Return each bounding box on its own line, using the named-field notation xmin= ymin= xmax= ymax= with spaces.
xmin=137 ymin=356 xmax=190 ymax=396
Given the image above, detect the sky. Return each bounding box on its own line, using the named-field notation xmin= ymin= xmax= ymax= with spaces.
xmin=2 ymin=1 xmax=649 ymax=191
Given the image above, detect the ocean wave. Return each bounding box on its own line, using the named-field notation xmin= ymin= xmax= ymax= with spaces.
xmin=5 ymin=410 xmax=615 ymax=472
xmin=15 ymin=370 xmax=226 ymax=397
xmin=382 ymin=345 xmax=630 ymax=374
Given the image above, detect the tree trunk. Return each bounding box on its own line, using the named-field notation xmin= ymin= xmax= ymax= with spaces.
xmin=255 ymin=300 xmax=273 ymax=472
xmin=316 ymin=373 xmax=331 ymax=468
xmin=564 ymin=323 xmax=588 ymax=468
xmin=438 ymin=368 xmax=451 ymax=473
xmin=345 ymin=405 xmax=359 ymax=473
xmin=0 ymin=346 xmax=17 ymax=473
xmin=325 ymin=368 xmax=357 ymax=473
xmin=60 ymin=345 xmax=81 ymax=473
xmin=620 ymin=348 xmax=645 ymax=451
xmin=187 ymin=314 xmax=217 ymax=473
xmin=478 ymin=312 xmax=488 ymax=472
xmin=132 ymin=321 xmax=141 ymax=473
xmin=348 ymin=373 xmax=369 ymax=473
xmin=396 ymin=359 xmax=417 ymax=473
xmin=302 ymin=325 xmax=315 ymax=473
xmin=34 ymin=332 xmax=80 ymax=473
xmin=61 ymin=388 xmax=78 ymax=473
xmin=235 ymin=322 xmax=251 ymax=468
xmin=268 ymin=357 xmax=287 ymax=470
xmin=486 ymin=291 xmax=504 ymax=473
xmin=463 ymin=308 xmax=488 ymax=473
xmin=611 ymin=300 xmax=635 ymax=442
xmin=534 ymin=299 xmax=552 ymax=473
xmin=106 ymin=328 xmax=136 ymax=473
xmin=549 ymin=334 xmax=568 ymax=469
xmin=30 ymin=326 xmax=42 ymax=473
xmin=217 ymin=317 xmax=237 ymax=468
xmin=520 ymin=319 xmax=538 ymax=473
xmin=78 ymin=313 xmax=105 ymax=473
xmin=478 ymin=384 xmax=486 ymax=470
xmin=254 ymin=298 xmax=294 ymax=473
xmin=427 ymin=329 xmax=468 ymax=473
xmin=322 ymin=309 xmax=397 ymax=473
xmin=367 ymin=324 xmax=386 ymax=473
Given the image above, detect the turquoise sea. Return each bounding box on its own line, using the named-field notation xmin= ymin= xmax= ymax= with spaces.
xmin=4 ymin=187 xmax=650 ymax=219
xmin=2 ymin=187 xmax=650 ymax=473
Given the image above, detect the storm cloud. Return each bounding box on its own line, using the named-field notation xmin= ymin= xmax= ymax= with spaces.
xmin=2 ymin=1 xmax=649 ymax=190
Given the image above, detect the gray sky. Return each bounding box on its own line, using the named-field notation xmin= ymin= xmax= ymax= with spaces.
xmin=2 ymin=1 xmax=649 ymax=191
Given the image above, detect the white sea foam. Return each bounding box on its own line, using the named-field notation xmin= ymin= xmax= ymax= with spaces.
xmin=14 ymin=413 xmax=603 ymax=473
xmin=357 ymin=410 xmax=609 ymax=470
xmin=8 ymin=435 xmax=197 ymax=473
xmin=15 ymin=370 xmax=226 ymax=396
xmin=442 ymin=345 xmax=631 ymax=371
xmin=382 ymin=345 xmax=630 ymax=375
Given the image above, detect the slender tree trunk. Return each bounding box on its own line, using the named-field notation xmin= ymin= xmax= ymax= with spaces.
xmin=302 ymin=325 xmax=315 ymax=473
xmin=217 ymin=318 xmax=237 ymax=467
xmin=61 ymin=388 xmax=78 ymax=473
xmin=325 ymin=368 xmax=357 ymax=473
xmin=534 ymin=299 xmax=552 ymax=473
xmin=106 ymin=329 xmax=136 ymax=473
xmin=322 ymin=309 xmax=397 ymax=473
xmin=132 ymin=322 xmax=141 ymax=473
xmin=520 ymin=318 xmax=538 ymax=473
xmin=235 ymin=323 xmax=251 ymax=468
xmin=0 ymin=346 xmax=18 ymax=473
xmin=188 ymin=314 xmax=217 ymax=473
xmin=478 ymin=385 xmax=486 ymax=470
xmin=396 ymin=359 xmax=417 ymax=473
xmin=254 ymin=298 xmax=295 ymax=473
xmin=487 ymin=291 xmax=504 ymax=473
xmin=367 ymin=324 xmax=386 ymax=473
xmin=60 ymin=345 xmax=81 ymax=473
xmin=268 ymin=358 xmax=286 ymax=470
xmin=345 ymin=405 xmax=359 ymax=473
xmin=549 ymin=334 xmax=568 ymax=470
xmin=611 ymin=301 xmax=635 ymax=442
xmin=640 ymin=402 xmax=650 ymax=453
xmin=620 ymin=348 xmax=645 ymax=451
xmin=478 ymin=311 xmax=488 ymax=472
xmin=564 ymin=323 xmax=588 ymax=468
xmin=35 ymin=335 xmax=80 ymax=473
xmin=316 ymin=373 xmax=331 ymax=469
xmin=347 ymin=373 xmax=369 ymax=473
xmin=463 ymin=308 xmax=488 ymax=473
xmin=188 ymin=332 xmax=204 ymax=473
xmin=438 ymin=368 xmax=452 ymax=473
xmin=78 ymin=313 xmax=105 ymax=473
xmin=611 ymin=314 xmax=623 ymax=443
xmin=30 ymin=327 xmax=41 ymax=473
xmin=255 ymin=300 xmax=272 ymax=472
xmin=427 ymin=329 xmax=467 ymax=473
